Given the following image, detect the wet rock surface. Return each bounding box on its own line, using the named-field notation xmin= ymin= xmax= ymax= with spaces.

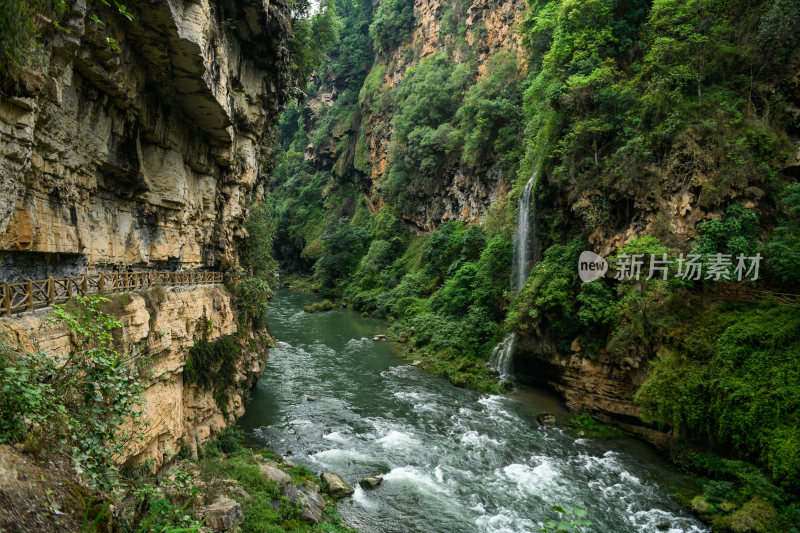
xmin=320 ymin=472 xmax=354 ymax=499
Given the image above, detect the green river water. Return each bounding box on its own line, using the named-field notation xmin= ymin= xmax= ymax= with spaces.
xmin=239 ymin=289 xmax=708 ymax=533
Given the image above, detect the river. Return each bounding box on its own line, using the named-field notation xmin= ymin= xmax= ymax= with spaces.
xmin=238 ymin=289 xmax=707 ymax=533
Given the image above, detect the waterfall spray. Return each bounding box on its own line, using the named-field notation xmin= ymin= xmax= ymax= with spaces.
xmin=510 ymin=173 xmax=537 ymax=292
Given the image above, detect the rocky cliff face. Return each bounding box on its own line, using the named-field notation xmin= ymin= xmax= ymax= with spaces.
xmin=515 ymin=334 xmax=673 ymax=449
xmin=303 ymin=0 xmax=525 ymax=232
xmin=289 ymin=0 xmax=800 ymax=460
xmin=0 ymin=0 xmax=293 ymax=281
xmin=0 ymin=284 xmax=267 ymax=468
xmin=0 ymin=0 xmax=294 ymax=464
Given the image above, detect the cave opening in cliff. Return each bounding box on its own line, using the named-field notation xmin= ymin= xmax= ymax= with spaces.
xmin=0 ymin=251 xmax=88 ymax=283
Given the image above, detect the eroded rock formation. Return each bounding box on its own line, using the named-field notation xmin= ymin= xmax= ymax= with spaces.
xmin=0 ymin=0 xmax=293 ymax=280
xmin=0 ymin=0 xmax=294 ymax=464
xmin=0 ymin=285 xmax=268 ymax=468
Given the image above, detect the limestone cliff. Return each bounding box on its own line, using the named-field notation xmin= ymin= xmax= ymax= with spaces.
xmin=0 ymin=0 xmax=295 ymax=466
xmin=302 ymin=0 xmax=525 ymax=232
xmin=0 ymin=284 xmax=267 ymax=469
xmin=0 ymin=0 xmax=293 ymax=281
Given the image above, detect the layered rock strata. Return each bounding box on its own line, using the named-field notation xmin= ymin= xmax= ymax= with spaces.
xmin=0 ymin=0 xmax=293 ymax=281
xmin=0 ymin=284 xmax=268 ymax=468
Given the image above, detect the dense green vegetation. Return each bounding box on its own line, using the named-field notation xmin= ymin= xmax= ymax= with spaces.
xmin=265 ymin=0 xmax=800 ymax=529
xmin=0 ymin=297 xmax=145 ymax=490
xmin=636 ymin=302 xmax=800 ymax=529
xmin=369 ymin=0 xmax=415 ymax=55
xmin=196 ymin=429 xmax=355 ymax=533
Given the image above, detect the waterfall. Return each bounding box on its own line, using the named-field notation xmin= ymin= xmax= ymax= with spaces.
xmin=489 ymin=332 xmax=515 ymax=379
xmin=510 ymin=173 xmax=537 ymax=292
xmin=490 ymin=173 xmax=537 ymax=380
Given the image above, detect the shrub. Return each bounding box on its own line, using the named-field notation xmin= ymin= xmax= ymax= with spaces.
xmin=243 ymin=201 xmax=277 ymax=278
xmin=508 ymin=238 xmax=584 ymax=351
xmin=693 ymin=203 xmax=760 ymax=264
xmin=765 ymin=183 xmax=800 ymax=286
xmin=237 ymin=277 xmax=273 ymax=330
xmin=369 ymin=0 xmax=414 ymax=54
xmin=635 ymin=302 xmax=800 ymax=493
xmin=184 ymin=335 xmax=242 ymax=416
xmin=304 ymin=299 xmax=335 ymax=313
xmin=314 ymin=220 xmax=369 ymax=286
xmin=0 ymin=344 xmax=58 ymax=444
xmin=455 ymin=51 xmax=525 ymax=170
xmin=0 ymin=296 xmax=144 ymax=491
xmin=1 ymin=0 xmax=65 ymax=70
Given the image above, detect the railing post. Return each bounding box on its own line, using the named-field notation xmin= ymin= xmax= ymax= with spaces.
xmin=47 ymin=278 xmax=54 ymax=305
xmin=26 ymin=280 xmax=33 ymax=311
xmin=3 ymin=283 xmax=9 ymax=316
xmin=98 ymin=273 xmax=105 ymax=293
xmin=82 ymin=275 xmax=88 ymax=296
xmin=124 ymin=271 xmax=129 ymax=290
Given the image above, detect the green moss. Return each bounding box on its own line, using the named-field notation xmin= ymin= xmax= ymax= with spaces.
xmin=184 ymin=335 xmax=242 ymax=417
xmin=304 ymin=299 xmax=335 ymax=313
xmin=565 ymin=413 xmax=623 ymax=439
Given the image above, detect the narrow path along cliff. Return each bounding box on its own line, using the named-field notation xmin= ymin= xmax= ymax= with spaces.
xmin=239 ymin=289 xmax=707 ymax=533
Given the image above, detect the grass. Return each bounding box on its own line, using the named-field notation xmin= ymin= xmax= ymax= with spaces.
xmin=564 ymin=413 xmax=624 ymax=439
xmin=391 ymin=340 xmax=510 ymax=394
xmin=304 ymin=299 xmax=335 ymax=313
xmin=194 ymin=430 xmax=356 ymax=533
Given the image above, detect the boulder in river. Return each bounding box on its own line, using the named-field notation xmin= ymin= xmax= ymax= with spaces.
xmin=373 ymin=334 xmax=387 ymax=341
xmin=320 ymin=472 xmax=355 ymax=498
xmin=359 ymin=476 xmax=383 ymax=489
xmin=306 ymin=396 xmax=318 ymax=401
xmin=204 ymin=497 xmax=244 ymax=531
xmin=537 ymin=412 xmax=557 ymax=425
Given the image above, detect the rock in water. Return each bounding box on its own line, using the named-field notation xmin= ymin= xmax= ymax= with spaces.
xmin=373 ymin=334 xmax=387 ymax=341
xmin=281 ymin=484 xmax=326 ymax=524
xmin=320 ymin=472 xmax=355 ymax=498
xmin=359 ymin=476 xmax=383 ymax=489
xmin=537 ymin=412 xmax=557 ymax=425
xmin=259 ymin=463 xmax=291 ymax=485
xmin=204 ymin=497 xmax=244 ymax=531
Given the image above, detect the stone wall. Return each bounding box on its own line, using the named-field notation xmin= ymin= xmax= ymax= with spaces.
xmin=0 ymin=284 xmax=268 ymax=468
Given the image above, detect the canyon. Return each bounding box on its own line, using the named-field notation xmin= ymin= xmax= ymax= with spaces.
xmin=0 ymin=0 xmax=294 ymax=464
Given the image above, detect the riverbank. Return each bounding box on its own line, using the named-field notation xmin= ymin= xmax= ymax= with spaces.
xmin=274 ymin=273 xmax=800 ymax=532
xmin=237 ymin=288 xmax=707 ymax=532
xmin=279 ymin=273 xmax=511 ymax=395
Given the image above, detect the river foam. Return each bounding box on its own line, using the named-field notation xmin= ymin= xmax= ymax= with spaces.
xmin=241 ymin=289 xmax=709 ymax=533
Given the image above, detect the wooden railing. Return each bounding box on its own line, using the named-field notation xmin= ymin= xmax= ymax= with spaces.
xmin=1 ymin=271 xmax=223 ymax=316
xmin=691 ymin=282 xmax=800 ymax=306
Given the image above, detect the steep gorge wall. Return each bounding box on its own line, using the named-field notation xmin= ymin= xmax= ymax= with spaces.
xmin=0 ymin=284 xmax=267 ymax=468
xmin=0 ymin=0 xmax=294 ymax=464
xmin=304 ymin=0 xmax=526 ymax=231
xmin=0 ymin=0 xmax=293 ymax=280
xmin=292 ymin=0 xmax=800 ymax=459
